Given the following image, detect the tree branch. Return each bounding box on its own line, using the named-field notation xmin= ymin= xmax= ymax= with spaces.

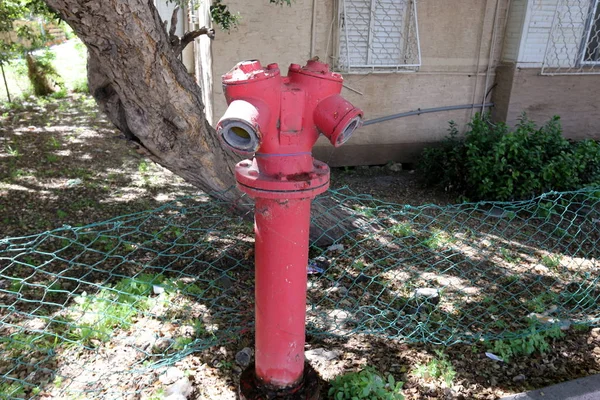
xmin=173 ymin=27 xmax=215 ymax=56
xmin=168 ymin=5 xmax=179 ymax=43
xmin=165 ymin=5 xmax=215 ymax=56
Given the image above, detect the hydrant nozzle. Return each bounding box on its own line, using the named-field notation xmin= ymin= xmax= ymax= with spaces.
xmin=218 ymin=59 xmax=363 ymax=399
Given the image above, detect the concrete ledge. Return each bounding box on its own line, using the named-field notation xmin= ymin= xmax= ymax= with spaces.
xmin=501 ymin=374 xmax=600 ymax=400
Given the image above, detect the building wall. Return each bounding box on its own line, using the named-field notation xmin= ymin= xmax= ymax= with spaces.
xmin=493 ymin=0 xmax=600 ymax=139
xmin=207 ymin=0 xmax=509 ymax=165
xmin=493 ymin=65 xmax=600 ymax=139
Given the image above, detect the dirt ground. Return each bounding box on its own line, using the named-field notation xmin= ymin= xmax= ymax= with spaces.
xmin=1 ymin=95 xmax=600 ymax=400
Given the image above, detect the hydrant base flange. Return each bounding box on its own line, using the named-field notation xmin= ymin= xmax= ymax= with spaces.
xmin=239 ymin=361 xmax=320 ymax=400
xmin=236 ymin=159 xmax=330 ymax=200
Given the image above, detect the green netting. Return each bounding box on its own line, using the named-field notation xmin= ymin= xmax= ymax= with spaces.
xmin=1 ymin=187 xmax=599 ymax=398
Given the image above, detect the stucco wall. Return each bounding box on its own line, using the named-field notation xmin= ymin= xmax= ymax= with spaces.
xmin=493 ymin=65 xmax=600 ymax=139
xmin=208 ymin=0 xmax=509 ymax=165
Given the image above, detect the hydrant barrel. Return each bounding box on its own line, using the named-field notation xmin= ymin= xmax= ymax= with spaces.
xmin=218 ymin=59 xmax=363 ymax=399
xmin=254 ymin=197 xmax=311 ymax=387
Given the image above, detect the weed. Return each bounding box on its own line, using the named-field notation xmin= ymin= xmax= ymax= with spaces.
xmin=53 ymin=375 xmax=63 ymax=388
xmin=422 ymin=229 xmax=450 ymax=250
xmin=138 ymin=159 xmax=150 ymax=173
xmin=0 ymin=332 xmax=59 ymax=355
xmin=50 ymin=88 xmax=68 ymax=99
xmin=536 ymin=201 xmax=559 ymax=219
xmin=148 ymin=388 xmax=166 ymax=400
xmin=46 ymin=154 xmax=59 ymax=163
xmin=174 ymin=337 xmax=194 ymax=350
xmin=72 ymin=78 xmax=89 ymax=94
xmin=413 ymin=350 xmax=456 ymax=387
xmin=218 ymin=360 xmax=234 ymax=370
xmin=526 ymin=292 xmax=558 ymax=313
xmin=0 ymin=382 xmax=25 ymax=397
xmin=499 ymin=247 xmax=520 ymax=264
xmin=192 ymin=319 xmax=207 ymax=337
xmin=541 ymin=254 xmax=561 ymax=270
xmin=502 ymin=274 xmax=521 ymax=284
xmin=71 ymin=198 xmax=95 ymax=211
xmin=389 ymin=222 xmax=414 ymax=238
xmin=64 ymin=274 xmax=169 ymax=344
xmin=329 ymin=366 xmax=404 ymax=400
xmin=177 ymin=281 xmax=204 ymax=296
xmin=353 ymin=260 xmax=368 ymax=272
xmin=8 ymin=277 xmax=24 ymax=292
xmin=551 ymin=227 xmax=572 ymax=239
xmin=57 ymin=209 xmax=68 ymax=219
xmin=71 ymin=168 xmax=93 ymax=179
xmin=493 ymin=319 xmax=508 ymax=329
xmin=353 ymin=205 xmax=376 ymax=218
xmin=573 ymin=323 xmax=591 ymax=332
xmin=9 ymin=168 xmax=28 ymax=179
xmin=47 ymin=136 xmax=61 ymax=149
xmin=488 ymin=323 xmax=564 ymax=362
xmin=57 ymin=101 xmax=69 ymax=112
xmin=5 ymin=144 xmax=20 ymax=157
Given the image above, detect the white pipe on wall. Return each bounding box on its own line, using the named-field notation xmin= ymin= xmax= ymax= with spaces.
xmin=310 ymin=0 xmax=318 ymax=57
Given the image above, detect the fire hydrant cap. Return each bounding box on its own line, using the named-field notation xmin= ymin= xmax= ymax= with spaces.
xmin=295 ymin=59 xmax=343 ymax=82
xmin=223 ymin=60 xmax=280 ymax=84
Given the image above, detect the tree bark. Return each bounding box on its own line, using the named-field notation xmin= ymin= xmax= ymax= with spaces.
xmin=43 ymin=0 xmax=364 ymax=244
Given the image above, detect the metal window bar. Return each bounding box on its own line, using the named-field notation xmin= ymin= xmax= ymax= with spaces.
xmin=542 ymin=0 xmax=600 ymax=75
xmin=338 ymin=0 xmax=421 ymax=73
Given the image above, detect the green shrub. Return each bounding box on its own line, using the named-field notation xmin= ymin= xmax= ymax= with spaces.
xmin=329 ymin=367 xmax=404 ymax=400
xmin=419 ymin=114 xmax=600 ymax=201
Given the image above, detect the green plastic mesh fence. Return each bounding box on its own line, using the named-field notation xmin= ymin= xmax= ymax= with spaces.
xmin=1 ymin=187 xmax=599 ymax=398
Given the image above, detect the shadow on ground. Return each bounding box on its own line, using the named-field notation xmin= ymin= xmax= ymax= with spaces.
xmin=0 ymin=94 xmax=200 ymax=239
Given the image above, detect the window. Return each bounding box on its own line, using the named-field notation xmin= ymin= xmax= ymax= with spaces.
xmin=581 ymin=0 xmax=600 ymax=64
xmin=338 ymin=0 xmax=421 ymax=72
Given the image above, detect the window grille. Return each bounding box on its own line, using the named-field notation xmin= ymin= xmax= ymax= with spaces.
xmin=337 ymin=0 xmax=421 ymax=73
xmin=582 ymin=0 xmax=600 ymax=64
xmin=542 ymin=0 xmax=600 ymax=74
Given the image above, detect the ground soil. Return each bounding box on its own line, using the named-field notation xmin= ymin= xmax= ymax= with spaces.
xmin=1 ymin=96 xmax=599 ymax=400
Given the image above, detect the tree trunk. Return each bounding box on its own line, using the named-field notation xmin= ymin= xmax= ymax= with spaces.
xmin=45 ymin=0 xmax=242 ymax=198
xmin=43 ymin=0 xmax=363 ymax=244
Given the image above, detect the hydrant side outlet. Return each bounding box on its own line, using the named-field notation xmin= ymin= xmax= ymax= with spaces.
xmin=218 ymin=59 xmax=363 ymax=398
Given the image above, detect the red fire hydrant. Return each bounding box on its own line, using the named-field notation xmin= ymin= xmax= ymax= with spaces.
xmin=217 ymin=59 xmax=363 ymax=399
